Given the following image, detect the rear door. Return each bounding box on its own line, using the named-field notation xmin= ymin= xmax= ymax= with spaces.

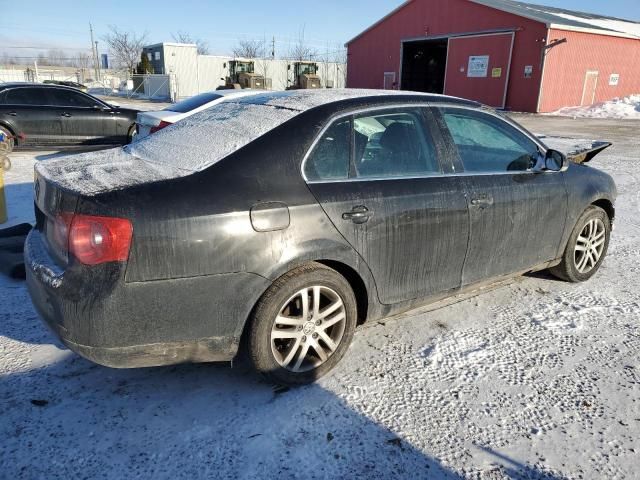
xmin=304 ymin=106 xmax=469 ymax=305
xmin=47 ymin=88 xmax=115 ymax=145
xmin=444 ymin=32 xmax=514 ymax=108
xmin=0 ymin=87 xmax=62 ymax=146
xmin=434 ymin=106 xmax=568 ymax=286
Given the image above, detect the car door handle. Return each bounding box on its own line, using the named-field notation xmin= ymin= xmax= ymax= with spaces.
xmin=61 ymin=112 xmax=72 ymax=118
xmin=8 ymin=111 xmax=17 ymax=116
xmin=470 ymin=196 xmax=494 ymax=208
xmin=342 ymin=206 xmax=373 ymax=224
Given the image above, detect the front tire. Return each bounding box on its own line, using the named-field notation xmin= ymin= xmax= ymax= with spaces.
xmin=248 ymin=263 xmax=357 ymax=386
xmin=127 ymin=124 xmax=137 ymax=144
xmin=550 ymin=206 xmax=611 ymax=282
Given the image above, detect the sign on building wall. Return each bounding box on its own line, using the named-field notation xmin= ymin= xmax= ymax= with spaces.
xmin=524 ymin=65 xmax=533 ymax=78
xmin=609 ymin=74 xmax=620 ymax=86
xmin=492 ymin=68 xmax=502 ymax=78
xmin=467 ymin=56 xmax=489 ymax=78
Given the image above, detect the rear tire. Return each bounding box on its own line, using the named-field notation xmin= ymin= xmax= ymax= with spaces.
xmin=0 ymin=126 xmax=15 ymax=154
xmin=550 ymin=206 xmax=611 ymax=283
xmin=247 ymin=263 xmax=357 ymax=386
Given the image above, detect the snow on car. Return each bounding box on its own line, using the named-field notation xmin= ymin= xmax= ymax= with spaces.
xmin=134 ymin=89 xmax=266 ymax=139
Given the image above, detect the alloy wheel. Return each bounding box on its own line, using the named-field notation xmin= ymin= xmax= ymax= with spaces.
xmin=270 ymin=286 xmax=347 ymax=373
xmin=574 ymin=218 xmax=606 ymax=274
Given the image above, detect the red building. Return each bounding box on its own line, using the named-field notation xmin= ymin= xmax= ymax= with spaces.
xmin=346 ymin=0 xmax=640 ymax=112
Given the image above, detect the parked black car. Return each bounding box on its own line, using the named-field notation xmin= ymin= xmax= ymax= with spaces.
xmin=0 ymin=83 xmax=138 ymax=151
xmin=25 ymin=90 xmax=616 ymax=385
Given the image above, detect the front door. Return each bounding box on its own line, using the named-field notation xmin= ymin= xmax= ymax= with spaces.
xmin=435 ymin=106 xmax=568 ymax=285
xmin=48 ymin=88 xmax=115 ymax=145
xmin=304 ymin=106 xmax=469 ymax=305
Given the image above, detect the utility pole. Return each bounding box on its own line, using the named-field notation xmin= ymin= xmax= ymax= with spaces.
xmin=89 ymin=23 xmax=99 ymax=81
xmin=95 ymin=41 xmax=100 ymax=81
xmin=271 ymin=36 xmax=275 ymax=59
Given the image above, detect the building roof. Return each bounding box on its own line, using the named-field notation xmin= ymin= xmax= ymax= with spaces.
xmin=470 ymin=0 xmax=640 ymax=38
xmin=346 ymin=0 xmax=640 ymax=45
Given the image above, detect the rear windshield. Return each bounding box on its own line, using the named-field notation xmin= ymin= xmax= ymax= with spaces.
xmin=125 ymin=101 xmax=300 ymax=172
xmin=166 ymin=92 xmax=223 ymax=113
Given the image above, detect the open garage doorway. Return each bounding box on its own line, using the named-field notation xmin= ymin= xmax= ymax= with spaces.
xmin=401 ymin=39 xmax=448 ymax=93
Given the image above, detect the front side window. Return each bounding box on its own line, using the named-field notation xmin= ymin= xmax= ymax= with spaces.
xmin=304 ymin=119 xmax=350 ymax=182
xmin=441 ymin=108 xmax=539 ymax=173
xmin=48 ymin=89 xmax=98 ymax=108
xmin=353 ymin=109 xmax=439 ymax=179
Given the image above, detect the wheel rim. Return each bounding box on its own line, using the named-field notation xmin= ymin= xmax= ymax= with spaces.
xmin=270 ymin=286 xmax=347 ymax=373
xmin=574 ymin=218 xmax=606 ymax=274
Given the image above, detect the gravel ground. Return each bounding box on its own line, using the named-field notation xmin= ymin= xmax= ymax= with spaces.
xmin=0 ymin=115 xmax=638 ymax=479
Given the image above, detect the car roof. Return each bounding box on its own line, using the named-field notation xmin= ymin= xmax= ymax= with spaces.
xmin=230 ymin=89 xmax=479 ymax=112
xmin=0 ymin=82 xmax=86 ymax=92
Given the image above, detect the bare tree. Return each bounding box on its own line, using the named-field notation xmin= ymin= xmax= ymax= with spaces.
xmin=75 ymin=53 xmax=91 ymax=70
xmin=171 ymin=31 xmax=210 ymax=55
xmin=288 ymin=29 xmax=317 ymax=61
xmin=103 ymin=26 xmax=148 ymax=73
xmin=47 ymin=49 xmax=67 ymax=66
xmin=232 ymin=39 xmax=265 ymax=59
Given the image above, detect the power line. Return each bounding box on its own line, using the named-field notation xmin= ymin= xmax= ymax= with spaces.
xmin=0 ymin=45 xmax=92 ymax=51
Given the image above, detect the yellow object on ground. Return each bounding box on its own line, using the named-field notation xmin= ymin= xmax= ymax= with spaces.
xmin=0 ymin=160 xmax=7 ymax=224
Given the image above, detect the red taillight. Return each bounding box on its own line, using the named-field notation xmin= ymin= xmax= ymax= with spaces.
xmin=149 ymin=120 xmax=172 ymax=134
xmin=55 ymin=214 xmax=133 ymax=266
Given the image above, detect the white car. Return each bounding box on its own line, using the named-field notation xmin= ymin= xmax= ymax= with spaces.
xmin=135 ymin=90 xmax=264 ymax=139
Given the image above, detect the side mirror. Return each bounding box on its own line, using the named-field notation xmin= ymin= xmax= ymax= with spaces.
xmin=545 ymin=149 xmax=568 ymax=172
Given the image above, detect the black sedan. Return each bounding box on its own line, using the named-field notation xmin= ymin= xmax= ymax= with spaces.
xmin=25 ymin=90 xmax=616 ymax=385
xmin=0 ymin=83 xmax=138 ymax=151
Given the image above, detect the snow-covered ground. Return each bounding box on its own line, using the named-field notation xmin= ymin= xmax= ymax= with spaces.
xmin=550 ymin=94 xmax=640 ymax=119
xmin=1 ymin=115 xmax=639 ymax=479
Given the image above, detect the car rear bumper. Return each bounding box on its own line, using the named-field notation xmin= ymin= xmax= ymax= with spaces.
xmin=25 ymin=230 xmax=270 ymax=368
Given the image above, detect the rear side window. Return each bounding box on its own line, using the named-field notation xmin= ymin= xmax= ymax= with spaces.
xmin=441 ymin=108 xmax=539 ymax=172
xmin=4 ymin=88 xmax=46 ymax=105
xmin=353 ymin=109 xmax=439 ymax=179
xmin=166 ymin=92 xmax=223 ymax=113
xmin=305 ymin=108 xmax=440 ymax=182
xmin=47 ymin=89 xmax=98 ymax=108
xmin=304 ymin=119 xmax=351 ymax=182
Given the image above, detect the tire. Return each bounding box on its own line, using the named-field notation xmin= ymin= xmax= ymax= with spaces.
xmin=127 ymin=124 xmax=137 ymax=144
xmin=0 ymin=125 xmax=15 ymax=154
xmin=247 ymin=263 xmax=357 ymax=386
xmin=550 ymin=206 xmax=611 ymax=283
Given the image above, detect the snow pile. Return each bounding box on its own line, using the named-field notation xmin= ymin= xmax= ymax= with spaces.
xmin=550 ymin=94 xmax=640 ymax=119
xmin=553 ymin=12 xmax=640 ymax=38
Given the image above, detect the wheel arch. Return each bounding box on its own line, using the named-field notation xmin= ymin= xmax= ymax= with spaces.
xmin=0 ymin=122 xmax=17 ymax=145
xmin=591 ymin=198 xmax=615 ymax=224
xmin=315 ymin=259 xmax=369 ymax=326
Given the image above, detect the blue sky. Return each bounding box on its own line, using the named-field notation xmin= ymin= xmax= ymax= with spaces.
xmin=1 ymin=0 xmax=639 ymax=60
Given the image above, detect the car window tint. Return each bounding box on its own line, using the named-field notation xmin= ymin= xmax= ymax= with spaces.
xmin=353 ymin=109 xmax=439 ymax=179
xmin=167 ymin=92 xmax=223 ymax=113
xmin=4 ymin=88 xmax=46 ymax=105
xmin=441 ymin=108 xmax=539 ymax=173
xmin=48 ymin=89 xmax=97 ymax=108
xmin=305 ymin=119 xmax=350 ymax=182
